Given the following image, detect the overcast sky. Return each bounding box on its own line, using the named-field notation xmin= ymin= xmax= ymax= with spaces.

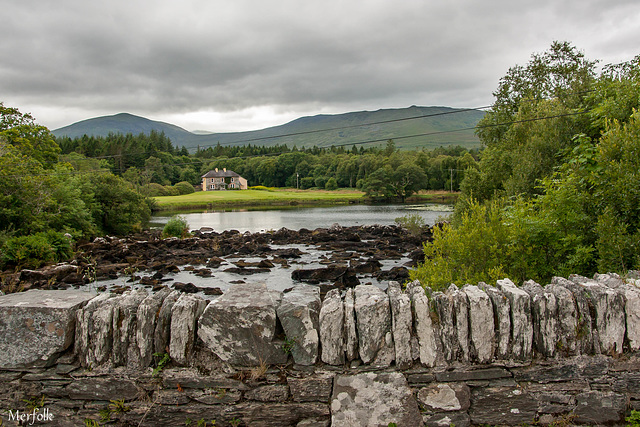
xmin=1 ymin=0 xmax=639 ymax=133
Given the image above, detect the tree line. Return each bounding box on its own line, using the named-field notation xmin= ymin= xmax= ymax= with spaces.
xmin=411 ymin=41 xmax=640 ymax=289
xmin=55 ymin=133 xmax=479 ymax=200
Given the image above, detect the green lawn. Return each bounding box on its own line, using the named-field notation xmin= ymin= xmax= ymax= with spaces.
xmin=154 ymin=188 xmax=366 ymax=210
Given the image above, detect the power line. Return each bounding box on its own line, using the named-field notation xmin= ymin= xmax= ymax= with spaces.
xmin=3 ymin=108 xmax=590 ymax=179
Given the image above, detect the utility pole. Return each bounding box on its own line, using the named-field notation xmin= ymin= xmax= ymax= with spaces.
xmin=450 ymin=168 xmax=453 ymax=193
xmin=296 ymin=172 xmax=299 ymax=189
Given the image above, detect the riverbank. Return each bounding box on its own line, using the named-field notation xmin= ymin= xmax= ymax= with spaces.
xmin=153 ymin=188 xmax=458 ymax=211
xmin=154 ymin=188 xmax=365 ymax=210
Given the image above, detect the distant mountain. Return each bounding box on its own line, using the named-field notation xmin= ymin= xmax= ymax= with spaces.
xmin=53 ymin=106 xmax=485 ymax=151
xmin=52 ymin=113 xmax=193 ymax=144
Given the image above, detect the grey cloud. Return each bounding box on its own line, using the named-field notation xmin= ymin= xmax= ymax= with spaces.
xmin=1 ymin=0 xmax=638 ymax=130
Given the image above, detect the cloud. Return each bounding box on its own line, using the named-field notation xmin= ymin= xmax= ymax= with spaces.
xmin=1 ymin=0 xmax=638 ymax=131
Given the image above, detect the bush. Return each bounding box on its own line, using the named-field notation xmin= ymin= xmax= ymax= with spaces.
xmin=1 ymin=231 xmax=72 ymax=269
xmin=325 ymin=177 xmax=338 ymax=191
xmin=410 ymin=198 xmax=510 ymax=291
xmin=395 ymin=213 xmax=426 ymax=237
xmin=162 ymin=215 xmax=190 ymax=238
xmin=174 ymin=181 xmax=195 ymax=195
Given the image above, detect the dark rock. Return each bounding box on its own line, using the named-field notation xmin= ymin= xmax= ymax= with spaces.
xmin=203 ymin=287 xmax=223 ymax=296
xmin=288 ymin=374 xmax=334 ymax=402
xmin=376 ymin=266 xmax=409 ymax=281
xmin=435 ymin=367 xmax=511 ymax=382
xmin=469 ymin=386 xmax=537 ymax=425
xmin=573 ymin=391 xmax=627 ymax=424
xmin=67 ymin=377 xmax=139 ymax=400
xmin=173 ymin=282 xmax=199 ymax=293
xmin=244 ymin=384 xmax=289 ymax=402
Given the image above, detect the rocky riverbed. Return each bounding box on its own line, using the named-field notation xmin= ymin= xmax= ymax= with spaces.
xmin=0 ymin=224 xmax=433 ymax=298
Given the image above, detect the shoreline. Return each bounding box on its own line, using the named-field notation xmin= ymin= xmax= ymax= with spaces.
xmin=153 ymin=189 xmax=458 ymax=211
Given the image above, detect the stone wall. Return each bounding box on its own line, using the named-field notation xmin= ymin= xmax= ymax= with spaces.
xmin=0 ymin=273 xmax=639 ymax=426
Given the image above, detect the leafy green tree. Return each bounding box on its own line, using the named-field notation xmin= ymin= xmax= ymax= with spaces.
xmin=389 ymin=163 xmax=428 ymax=201
xmin=0 ymin=103 xmax=60 ymax=167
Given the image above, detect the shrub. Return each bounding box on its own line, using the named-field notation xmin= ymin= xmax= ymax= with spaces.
xmin=162 ymin=215 xmax=190 ymax=238
xmin=174 ymin=181 xmax=195 ymax=195
xmin=2 ymin=234 xmax=56 ymax=268
xmin=325 ymin=177 xmax=338 ymax=190
xmin=395 ymin=213 xmax=426 ymax=237
xmin=1 ymin=231 xmax=73 ymax=269
xmin=410 ymin=198 xmax=509 ymax=291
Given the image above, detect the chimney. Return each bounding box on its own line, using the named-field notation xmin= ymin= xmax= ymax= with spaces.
xmin=223 ymin=168 xmax=227 ymax=172
xmin=215 ymin=168 xmax=218 ymax=172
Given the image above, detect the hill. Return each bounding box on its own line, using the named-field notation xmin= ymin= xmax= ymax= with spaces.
xmin=53 ymin=106 xmax=485 ymax=151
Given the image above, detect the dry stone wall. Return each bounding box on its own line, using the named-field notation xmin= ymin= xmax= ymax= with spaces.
xmin=0 ymin=273 xmax=639 ymax=426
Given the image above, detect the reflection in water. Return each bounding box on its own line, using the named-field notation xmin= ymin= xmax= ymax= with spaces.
xmin=152 ymin=204 xmax=452 ymax=233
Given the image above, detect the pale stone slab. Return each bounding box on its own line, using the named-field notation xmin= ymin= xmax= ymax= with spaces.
xmin=463 ymin=284 xmax=495 ymax=363
xmin=331 ymin=372 xmax=422 ymax=427
xmin=276 ymin=285 xmax=321 ymax=365
xmin=319 ymin=289 xmax=345 ymax=365
xmin=354 ymin=284 xmax=394 ymax=366
xmin=198 ymin=283 xmax=286 ymax=366
xmin=0 ymin=290 xmax=95 ymax=368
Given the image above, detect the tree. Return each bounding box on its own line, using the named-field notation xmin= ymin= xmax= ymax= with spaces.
xmin=0 ymin=103 xmax=60 ymax=167
xmin=389 ymin=163 xmax=428 ymax=202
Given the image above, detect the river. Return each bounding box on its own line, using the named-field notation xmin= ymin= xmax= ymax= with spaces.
xmin=151 ymin=203 xmax=453 ymax=233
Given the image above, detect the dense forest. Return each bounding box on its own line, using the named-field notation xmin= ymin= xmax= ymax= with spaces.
xmin=411 ymin=41 xmax=640 ymax=288
xmin=55 ymin=132 xmax=479 ymax=200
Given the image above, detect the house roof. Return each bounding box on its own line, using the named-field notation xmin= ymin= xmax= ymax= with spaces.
xmin=202 ymin=169 xmax=241 ymax=178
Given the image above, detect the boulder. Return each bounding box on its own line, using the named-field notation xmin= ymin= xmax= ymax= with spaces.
xmin=496 ymin=278 xmax=533 ymax=360
xmin=319 ymin=289 xmax=345 ymax=365
xmin=462 ymin=285 xmax=494 ymax=363
xmin=170 ymin=293 xmax=207 ymax=365
xmin=354 ymin=284 xmax=394 ymax=366
xmin=0 ymin=290 xmax=95 ymax=368
xmin=276 ymin=285 xmax=321 ymax=365
xmin=331 ymin=372 xmax=422 ymax=427
xmin=406 ymin=281 xmax=438 ymax=367
xmin=198 ymin=283 xmax=286 ymax=366
xmin=387 ymin=282 xmax=413 ymax=369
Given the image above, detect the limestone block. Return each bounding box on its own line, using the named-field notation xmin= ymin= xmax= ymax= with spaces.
xmin=112 ymin=289 xmax=148 ymax=366
xmin=480 ymin=283 xmax=511 ymax=359
xmin=354 ymin=284 xmax=394 ymax=366
xmin=276 ymin=285 xmax=321 ymax=366
xmin=153 ymin=290 xmax=181 ymax=355
xmin=198 ymin=283 xmax=286 ymax=366
xmin=450 ymin=285 xmax=470 ymax=362
xmin=343 ymin=288 xmax=358 ymax=361
xmin=406 ymin=280 xmax=438 ymax=367
xmin=523 ymin=280 xmax=557 ymax=358
xmin=319 ymin=289 xmax=345 ymax=365
xmin=0 ymin=290 xmax=95 ymax=368
xmin=551 ymin=276 xmax=594 ymax=354
xmin=432 ymin=291 xmax=457 ymax=362
xmin=387 ymin=281 xmax=413 ymax=369
xmin=595 ymin=273 xmax=640 ymax=350
xmin=170 ymin=293 xmax=207 ymax=365
xmin=570 ymin=274 xmax=626 ymax=354
xmin=496 ymin=278 xmax=533 ymax=360
xmin=75 ymin=292 xmax=114 ymax=367
xmin=462 ymin=285 xmax=494 ymax=363
xmin=331 ymin=372 xmax=422 ymax=427
xmin=137 ymin=287 xmax=172 ymax=367
xmin=545 ymin=283 xmax=579 ymax=355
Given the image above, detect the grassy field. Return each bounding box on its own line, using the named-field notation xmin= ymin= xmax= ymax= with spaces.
xmin=154 ymin=188 xmax=366 ymax=210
